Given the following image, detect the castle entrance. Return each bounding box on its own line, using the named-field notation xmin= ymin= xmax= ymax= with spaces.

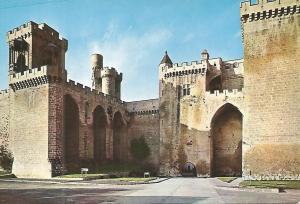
xmin=93 ymin=106 xmax=107 ymax=165
xmin=64 ymin=95 xmax=79 ymax=172
xmin=181 ymin=162 xmax=197 ymax=177
xmin=211 ymin=103 xmax=242 ymax=177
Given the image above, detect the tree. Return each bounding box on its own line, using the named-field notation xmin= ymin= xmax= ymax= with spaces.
xmin=130 ymin=137 xmax=150 ymax=161
xmin=0 ymin=145 xmax=13 ymax=172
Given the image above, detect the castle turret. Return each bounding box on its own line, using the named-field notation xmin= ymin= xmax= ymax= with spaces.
xmin=101 ymin=67 xmax=122 ymax=99
xmin=91 ymin=53 xmax=103 ymax=92
xmin=201 ymin=49 xmax=209 ymax=61
xmin=160 ymin=51 xmax=173 ymax=68
xmin=7 ymin=21 xmax=68 ymax=81
xmin=159 ymin=51 xmax=173 ymax=80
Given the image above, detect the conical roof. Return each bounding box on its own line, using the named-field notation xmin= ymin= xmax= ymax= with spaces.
xmin=160 ymin=51 xmax=173 ymax=65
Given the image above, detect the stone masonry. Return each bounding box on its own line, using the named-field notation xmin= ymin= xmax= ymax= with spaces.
xmin=0 ymin=0 xmax=299 ymax=180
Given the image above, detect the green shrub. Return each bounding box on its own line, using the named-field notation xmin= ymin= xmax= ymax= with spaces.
xmin=130 ymin=137 xmax=150 ymax=161
xmin=0 ymin=145 xmax=13 ymax=172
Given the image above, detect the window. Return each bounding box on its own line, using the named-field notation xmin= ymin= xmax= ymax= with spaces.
xmin=183 ymin=84 xmax=190 ymax=96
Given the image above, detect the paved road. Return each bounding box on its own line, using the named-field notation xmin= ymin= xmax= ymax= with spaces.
xmin=0 ymin=178 xmax=299 ymax=203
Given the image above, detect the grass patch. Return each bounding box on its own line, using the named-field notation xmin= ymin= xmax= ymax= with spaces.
xmin=239 ymin=180 xmax=300 ymax=189
xmin=0 ymin=171 xmax=15 ymax=178
xmin=57 ymin=173 xmax=107 ymax=179
xmin=113 ymin=177 xmax=156 ymax=182
xmin=96 ymin=163 xmax=140 ymax=174
xmin=217 ymin=177 xmax=237 ymax=183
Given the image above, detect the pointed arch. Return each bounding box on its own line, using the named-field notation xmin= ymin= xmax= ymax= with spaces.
xmin=63 ymin=94 xmax=79 ymax=172
xmin=210 ymin=103 xmax=242 ymax=177
xmin=112 ymin=111 xmax=125 ymax=162
xmin=93 ymin=105 xmax=107 ymax=164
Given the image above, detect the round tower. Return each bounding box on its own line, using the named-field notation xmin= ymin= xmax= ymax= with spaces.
xmin=91 ymin=53 xmax=103 ymax=92
xmin=101 ymin=67 xmax=121 ymax=98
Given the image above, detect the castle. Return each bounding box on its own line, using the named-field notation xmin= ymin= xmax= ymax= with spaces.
xmin=0 ymin=0 xmax=299 ymax=180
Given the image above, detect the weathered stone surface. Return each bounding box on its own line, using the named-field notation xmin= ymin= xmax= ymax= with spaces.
xmin=241 ymin=0 xmax=300 ymax=180
xmin=0 ymin=0 xmax=299 ymax=180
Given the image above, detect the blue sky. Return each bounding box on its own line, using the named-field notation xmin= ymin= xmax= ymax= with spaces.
xmin=0 ymin=0 xmax=244 ymax=101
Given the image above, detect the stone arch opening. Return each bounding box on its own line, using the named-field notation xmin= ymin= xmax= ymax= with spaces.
xmin=208 ymin=75 xmax=222 ymax=93
xmin=63 ymin=94 xmax=79 ymax=173
xmin=181 ymin=162 xmax=197 ymax=177
xmin=113 ymin=111 xmax=125 ymax=162
xmin=16 ymin=54 xmax=26 ymax=73
xmin=93 ymin=105 xmax=107 ymax=164
xmin=211 ymin=103 xmax=242 ymax=177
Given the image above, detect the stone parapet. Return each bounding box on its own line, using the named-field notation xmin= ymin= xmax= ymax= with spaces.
xmin=241 ymin=0 xmax=300 ymax=23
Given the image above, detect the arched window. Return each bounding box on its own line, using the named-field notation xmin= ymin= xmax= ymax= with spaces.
xmin=15 ymin=54 xmax=26 ymax=73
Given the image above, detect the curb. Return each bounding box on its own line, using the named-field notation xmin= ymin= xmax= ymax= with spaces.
xmin=0 ymin=177 xmax=170 ymax=186
xmin=215 ymin=186 xmax=279 ymax=193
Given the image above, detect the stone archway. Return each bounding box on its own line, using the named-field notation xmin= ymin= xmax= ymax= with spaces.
xmin=182 ymin=162 xmax=197 ymax=177
xmin=211 ymin=103 xmax=242 ymax=177
xmin=63 ymin=94 xmax=79 ymax=172
xmin=93 ymin=105 xmax=107 ymax=164
xmin=112 ymin=111 xmax=124 ymax=162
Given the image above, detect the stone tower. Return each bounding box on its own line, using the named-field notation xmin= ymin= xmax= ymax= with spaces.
xmin=7 ymin=21 xmax=68 ymax=178
xmin=91 ymin=53 xmax=122 ymax=99
xmin=7 ymin=21 xmax=68 ymax=80
xmin=91 ymin=53 xmax=103 ymax=92
xmin=101 ymin=67 xmax=122 ymax=99
xmin=241 ymin=0 xmax=300 ymax=180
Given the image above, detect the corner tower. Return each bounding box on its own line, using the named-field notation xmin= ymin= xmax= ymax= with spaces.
xmin=7 ymin=21 xmax=68 ymax=178
xmin=7 ymin=21 xmax=68 ymax=80
xmin=241 ymin=0 xmax=300 ymax=180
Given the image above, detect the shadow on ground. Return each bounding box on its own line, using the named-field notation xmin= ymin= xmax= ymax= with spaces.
xmin=0 ymin=188 xmax=208 ymax=204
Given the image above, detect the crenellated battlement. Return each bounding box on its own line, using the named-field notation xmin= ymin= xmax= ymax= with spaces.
xmin=7 ymin=21 xmax=66 ymax=42
xmin=173 ymin=61 xmax=202 ymax=68
xmin=126 ymin=99 xmax=159 ymax=115
xmin=206 ymin=89 xmax=244 ymax=98
xmin=9 ymin=66 xmax=49 ymax=90
xmin=101 ymin=67 xmax=122 ymax=79
xmin=240 ymin=0 xmax=300 ymax=23
xmin=65 ymin=79 xmax=126 ymax=107
xmin=163 ymin=67 xmax=206 ymax=79
xmin=0 ymin=89 xmax=9 ymax=97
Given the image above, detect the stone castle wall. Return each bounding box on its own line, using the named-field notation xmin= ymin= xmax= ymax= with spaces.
xmin=159 ymin=79 xmax=244 ymax=176
xmin=241 ymin=0 xmax=300 ymax=180
xmin=127 ymin=99 xmax=160 ymax=169
xmin=10 ymin=83 xmax=51 ymax=179
xmin=0 ymin=90 xmax=9 ymax=151
xmin=48 ymin=77 xmax=129 ymax=173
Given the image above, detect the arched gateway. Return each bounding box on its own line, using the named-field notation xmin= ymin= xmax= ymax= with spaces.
xmin=211 ymin=103 xmax=242 ymax=177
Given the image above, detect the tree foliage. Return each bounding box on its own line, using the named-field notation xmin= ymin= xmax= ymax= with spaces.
xmin=130 ymin=137 xmax=150 ymax=161
xmin=0 ymin=145 xmax=13 ymax=171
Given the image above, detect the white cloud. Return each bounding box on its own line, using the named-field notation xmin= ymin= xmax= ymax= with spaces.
xmin=234 ymin=31 xmax=241 ymax=39
xmin=182 ymin=33 xmax=195 ymax=43
xmin=89 ymin=22 xmax=172 ymax=77
xmin=66 ymin=21 xmax=172 ymax=101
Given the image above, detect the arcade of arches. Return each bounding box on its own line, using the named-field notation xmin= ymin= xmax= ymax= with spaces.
xmin=63 ymin=95 xmax=127 ymax=173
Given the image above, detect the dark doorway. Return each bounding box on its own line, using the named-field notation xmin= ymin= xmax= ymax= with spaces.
xmin=113 ymin=112 xmax=124 ymax=162
xmin=63 ymin=95 xmax=79 ymax=172
xmin=211 ymin=103 xmax=242 ymax=177
xmin=182 ymin=162 xmax=197 ymax=177
xmin=93 ymin=106 xmax=107 ymax=164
